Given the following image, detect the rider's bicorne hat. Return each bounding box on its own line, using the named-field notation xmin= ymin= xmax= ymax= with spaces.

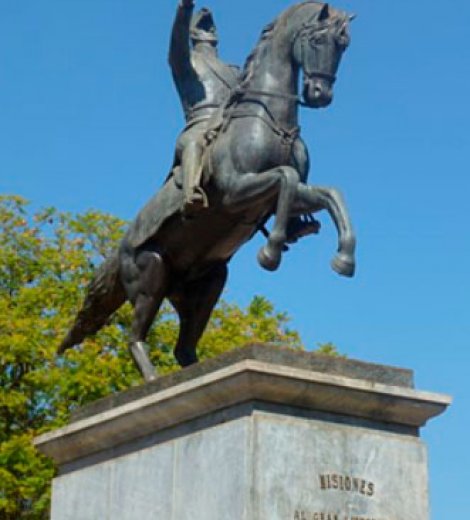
xmin=190 ymin=8 xmax=218 ymax=43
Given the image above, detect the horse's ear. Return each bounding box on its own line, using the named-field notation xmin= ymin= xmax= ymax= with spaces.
xmin=349 ymin=14 xmax=357 ymax=22
xmin=318 ymin=3 xmax=330 ymax=21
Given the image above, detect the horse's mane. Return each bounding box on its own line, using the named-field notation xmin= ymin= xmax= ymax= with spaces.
xmin=241 ymin=19 xmax=278 ymax=85
xmin=241 ymin=1 xmax=323 ymax=86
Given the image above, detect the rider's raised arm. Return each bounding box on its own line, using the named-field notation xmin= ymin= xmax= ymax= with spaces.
xmin=169 ymin=0 xmax=195 ymax=78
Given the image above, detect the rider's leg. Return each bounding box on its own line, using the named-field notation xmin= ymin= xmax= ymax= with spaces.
xmin=181 ymin=139 xmax=207 ymax=214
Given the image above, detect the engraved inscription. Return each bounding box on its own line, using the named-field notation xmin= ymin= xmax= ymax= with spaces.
xmin=294 ymin=512 xmax=384 ymax=520
xmin=292 ymin=473 xmax=380 ymax=520
xmin=319 ymin=474 xmax=375 ymax=497
xmin=294 ymin=513 xmax=339 ymax=520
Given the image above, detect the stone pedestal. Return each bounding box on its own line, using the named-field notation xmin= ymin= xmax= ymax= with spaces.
xmin=35 ymin=345 xmax=450 ymax=520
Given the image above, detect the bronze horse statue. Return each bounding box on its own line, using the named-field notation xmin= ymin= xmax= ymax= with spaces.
xmin=59 ymin=2 xmax=356 ymax=382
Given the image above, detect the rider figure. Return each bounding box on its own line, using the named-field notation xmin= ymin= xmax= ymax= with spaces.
xmin=170 ymin=0 xmax=320 ymax=241
xmin=169 ymin=0 xmax=240 ymax=215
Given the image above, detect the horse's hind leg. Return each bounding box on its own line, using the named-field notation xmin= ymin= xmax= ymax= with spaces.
xmin=169 ymin=263 xmax=227 ymax=367
xmin=124 ymin=247 xmax=170 ymax=382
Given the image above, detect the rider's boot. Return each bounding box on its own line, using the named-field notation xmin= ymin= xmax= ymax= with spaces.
xmin=181 ymin=141 xmax=209 ymax=216
xmin=183 ymin=186 xmax=208 ymax=216
xmin=286 ymin=215 xmax=321 ymax=244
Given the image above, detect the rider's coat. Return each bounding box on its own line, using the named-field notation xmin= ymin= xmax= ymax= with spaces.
xmin=124 ymin=4 xmax=240 ymax=249
xmin=169 ymin=3 xmax=240 ymax=127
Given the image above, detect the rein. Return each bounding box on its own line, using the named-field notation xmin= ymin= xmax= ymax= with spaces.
xmin=233 ymin=86 xmax=307 ymax=107
xmin=210 ymin=6 xmax=342 ymax=151
xmin=220 ymin=86 xmax=301 ymax=166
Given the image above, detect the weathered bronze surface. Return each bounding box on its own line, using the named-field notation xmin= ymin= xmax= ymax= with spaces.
xmin=59 ymin=1 xmax=357 ymax=382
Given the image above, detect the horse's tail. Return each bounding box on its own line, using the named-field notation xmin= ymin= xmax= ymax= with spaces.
xmin=58 ymin=251 xmax=126 ymax=354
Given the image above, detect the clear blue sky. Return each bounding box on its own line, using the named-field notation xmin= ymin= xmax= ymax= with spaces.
xmin=1 ymin=1 xmax=469 ymax=516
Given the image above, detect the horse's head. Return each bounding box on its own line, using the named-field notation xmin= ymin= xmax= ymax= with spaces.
xmin=292 ymin=3 xmax=353 ymax=108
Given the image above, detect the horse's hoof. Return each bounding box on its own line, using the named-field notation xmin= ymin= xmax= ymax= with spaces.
xmin=175 ymin=350 xmax=198 ymax=368
xmin=130 ymin=342 xmax=159 ymax=383
xmin=144 ymin=372 xmax=158 ymax=383
xmin=331 ymin=253 xmax=355 ymax=278
xmin=257 ymin=246 xmax=281 ymax=271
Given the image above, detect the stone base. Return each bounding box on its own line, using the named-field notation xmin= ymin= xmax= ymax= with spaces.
xmin=35 ymin=345 xmax=450 ymax=520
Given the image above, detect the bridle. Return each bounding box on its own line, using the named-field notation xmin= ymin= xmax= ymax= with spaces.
xmin=292 ymin=16 xmax=338 ymax=85
xmin=232 ymin=86 xmax=305 ymax=107
xmin=234 ymin=12 xmax=341 ymax=107
xmin=207 ymin=8 xmax=345 ymax=165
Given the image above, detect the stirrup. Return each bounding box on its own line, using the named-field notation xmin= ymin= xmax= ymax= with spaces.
xmin=194 ymin=186 xmax=209 ymax=208
xmin=182 ymin=187 xmax=209 ymax=216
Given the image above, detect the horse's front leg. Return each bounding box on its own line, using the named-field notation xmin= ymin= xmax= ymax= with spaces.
xmin=222 ymin=166 xmax=299 ymax=271
xmin=257 ymin=167 xmax=299 ymax=271
xmin=293 ymin=184 xmax=356 ymax=277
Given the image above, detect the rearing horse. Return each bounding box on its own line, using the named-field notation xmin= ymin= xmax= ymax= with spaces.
xmin=59 ymin=2 xmax=356 ymax=382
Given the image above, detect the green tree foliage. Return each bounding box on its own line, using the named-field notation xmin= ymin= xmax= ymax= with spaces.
xmin=0 ymin=195 xmax=306 ymax=518
xmin=315 ymin=342 xmax=344 ymax=357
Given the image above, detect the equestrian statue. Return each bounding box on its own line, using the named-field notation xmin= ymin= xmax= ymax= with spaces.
xmin=59 ymin=1 xmax=357 ymax=383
